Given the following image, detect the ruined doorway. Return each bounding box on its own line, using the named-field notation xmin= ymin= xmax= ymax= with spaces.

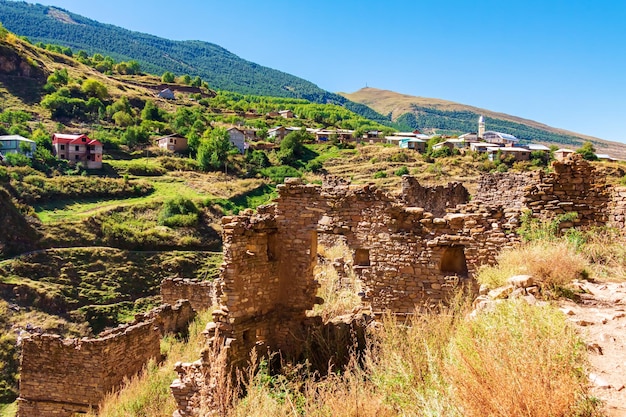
xmin=440 ymin=246 xmax=468 ymax=277
xmin=314 ymin=233 xmax=364 ymax=316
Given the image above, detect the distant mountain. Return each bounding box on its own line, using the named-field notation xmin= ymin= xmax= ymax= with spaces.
xmin=340 ymin=87 xmax=626 ymax=159
xmin=0 ymin=0 xmax=394 ymax=127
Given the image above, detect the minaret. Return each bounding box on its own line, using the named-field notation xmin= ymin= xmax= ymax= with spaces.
xmin=478 ymin=115 xmax=485 ymax=139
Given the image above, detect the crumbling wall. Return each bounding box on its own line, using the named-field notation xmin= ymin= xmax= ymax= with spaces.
xmin=18 ymin=301 xmax=195 ymax=417
xmin=161 ymin=277 xmax=216 ymax=312
xmin=609 ymin=186 xmax=626 ymax=230
xmin=401 ymin=176 xmax=470 ymax=216
xmin=172 ymin=157 xmax=618 ymax=417
xmin=473 ymin=155 xmax=611 ymax=227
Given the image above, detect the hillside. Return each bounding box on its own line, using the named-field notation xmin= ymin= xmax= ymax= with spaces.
xmin=0 ymin=0 xmax=395 ymax=127
xmin=341 ymin=87 xmax=626 ymax=160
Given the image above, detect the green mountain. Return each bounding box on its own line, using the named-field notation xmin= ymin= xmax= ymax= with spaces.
xmin=0 ymin=0 xmax=394 ymax=127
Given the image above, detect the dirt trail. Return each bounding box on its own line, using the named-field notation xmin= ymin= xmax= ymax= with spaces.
xmin=559 ymin=281 xmax=626 ymax=416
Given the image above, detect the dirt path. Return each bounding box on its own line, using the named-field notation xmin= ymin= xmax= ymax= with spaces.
xmin=559 ymin=281 xmax=626 ymax=416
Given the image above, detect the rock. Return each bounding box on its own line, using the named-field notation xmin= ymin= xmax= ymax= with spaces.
xmin=589 ymin=373 xmax=611 ymax=389
xmin=587 ymin=343 xmax=603 ymax=355
xmin=560 ymin=307 xmax=576 ymax=316
xmin=488 ymin=285 xmax=514 ymax=300
xmin=507 ymin=275 xmax=534 ymax=288
xmin=479 ymin=284 xmax=490 ymax=295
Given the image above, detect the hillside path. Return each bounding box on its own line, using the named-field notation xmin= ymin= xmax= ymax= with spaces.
xmin=559 ymin=281 xmax=626 ymax=416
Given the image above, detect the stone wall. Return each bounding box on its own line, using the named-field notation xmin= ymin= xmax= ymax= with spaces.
xmin=171 ymin=178 xmax=519 ymax=416
xmin=609 ymin=186 xmax=626 ymax=230
xmin=161 ymin=277 xmax=216 ymax=312
xmin=401 ymin=176 xmax=470 ymax=216
xmin=18 ymin=300 xmax=195 ymax=417
xmin=473 ymin=154 xmax=611 ymax=227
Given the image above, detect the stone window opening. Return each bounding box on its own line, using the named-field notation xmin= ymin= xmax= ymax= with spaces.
xmin=354 ymin=249 xmax=370 ymax=267
xmin=440 ymin=246 xmax=468 ymax=277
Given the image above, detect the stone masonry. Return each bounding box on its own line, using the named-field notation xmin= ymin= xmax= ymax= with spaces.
xmin=161 ymin=277 xmax=216 ymax=312
xmin=18 ymin=300 xmax=195 ymax=417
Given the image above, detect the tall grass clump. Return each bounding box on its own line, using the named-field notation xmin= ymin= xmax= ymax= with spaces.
xmin=446 ymin=300 xmax=593 ymax=417
xmin=476 ymin=240 xmax=589 ymax=290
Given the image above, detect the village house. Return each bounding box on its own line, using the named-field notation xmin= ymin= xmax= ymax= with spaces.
xmin=227 ymin=127 xmax=246 ymax=154
xmin=315 ymin=129 xmax=355 ymax=143
xmin=0 ymin=135 xmax=36 ymax=158
xmin=432 ymin=138 xmax=467 ymax=152
xmin=483 ymin=131 xmax=520 ymax=146
xmin=155 ymin=134 xmax=188 ymax=153
xmin=157 ymin=88 xmax=175 ymax=100
xmin=266 ymin=111 xmax=281 ymax=118
xmin=278 ymin=110 xmax=294 ymax=119
xmin=554 ymin=148 xmax=575 ymax=161
xmin=487 ymin=146 xmax=531 ymax=162
xmin=52 ymin=133 xmax=103 ymax=169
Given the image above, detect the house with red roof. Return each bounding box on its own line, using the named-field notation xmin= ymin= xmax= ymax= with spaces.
xmin=52 ymin=133 xmax=103 ymax=169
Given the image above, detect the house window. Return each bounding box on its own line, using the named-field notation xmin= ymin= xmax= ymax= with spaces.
xmin=170 ymin=139 xmax=173 ymax=143
xmin=440 ymin=246 xmax=468 ymax=277
xmin=75 ymin=146 xmax=79 ymax=151
xmin=60 ymin=144 xmax=65 ymax=150
xmin=82 ymin=138 xmax=86 ymax=142
xmin=75 ymin=155 xmax=79 ymax=160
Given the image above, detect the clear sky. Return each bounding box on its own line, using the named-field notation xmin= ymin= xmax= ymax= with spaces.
xmin=29 ymin=0 xmax=626 ymax=143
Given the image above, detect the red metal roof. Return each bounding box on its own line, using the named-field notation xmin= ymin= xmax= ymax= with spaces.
xmin=52 ymin=134 xmax=102 ymax=147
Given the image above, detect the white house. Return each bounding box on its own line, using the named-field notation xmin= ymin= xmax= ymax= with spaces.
xmin=227 ymin=127 xmax=246 ymax=154
xmin=0 ymin=135 xmax=36 ymax=158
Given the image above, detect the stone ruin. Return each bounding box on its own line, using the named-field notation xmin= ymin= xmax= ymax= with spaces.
xmin=17 ymin=300 xmax=195 ymax=417
xmin=17 ymin=154 xmax=626 ymax=417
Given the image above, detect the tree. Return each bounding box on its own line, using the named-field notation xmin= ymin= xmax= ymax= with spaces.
xmin=277 ymin=129 xmax=309 ymax=166
xmin=141 ymin=100 xmax=165 ymax=122
xmin=180 ymin=74 xmax=192 ymax=85
xmin=191 ymin=76 xmax=202 ymax=87
xmin=197 ymin=127 xmax=231 ymax=171
xmin=161 ymin=71 xmax=175 ymax=83
xmin=576 ymin=141 xmax=598 ymax=161
xmin=81 ymin=78 xmax=108 ymax=100
xmin=46 ymin=68 xmax=69 ymax=87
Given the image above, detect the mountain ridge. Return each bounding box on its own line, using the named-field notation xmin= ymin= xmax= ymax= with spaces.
xmin=340 ymin=87 xmax=626 ymax=159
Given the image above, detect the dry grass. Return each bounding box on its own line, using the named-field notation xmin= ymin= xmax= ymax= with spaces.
xmin=447 ymin=300 xmax=592 ymax=417
xmin=579 ymin=228 xmax=626 ymax=281
xmin=221 ymin=297 xmax=597 ymax=417
xmin=477 ymin=240 xmax=590 ymax=290
xmin=312 ymin=239 xmax=363 ymax=321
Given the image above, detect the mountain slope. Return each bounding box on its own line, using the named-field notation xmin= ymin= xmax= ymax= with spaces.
xmin=341 ymin=87 xmax=626 ymax=159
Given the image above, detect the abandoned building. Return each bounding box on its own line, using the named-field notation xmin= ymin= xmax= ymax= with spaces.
xmin=16 ymin=154 xmax=626 ymax=417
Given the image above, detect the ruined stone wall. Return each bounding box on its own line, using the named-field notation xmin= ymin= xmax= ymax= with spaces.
xmin=609 ymin=186 xmax=626 ymax=230
xmin=474 ymin=171 xmax=541 ymax=208
xmin=522 ymin=156 xmax=610 ymax=226
xmin=161 ymin=277 xmax=216 ymax=312
xmin=401 ymin=176 xmax=470 ymax=217
xmin=18 ymin=301 xmax=194 ymax=417
xmin=473 ymin=155 xmax=610 ymax=228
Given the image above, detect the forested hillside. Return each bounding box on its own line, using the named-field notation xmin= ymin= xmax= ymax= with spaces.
xmin=0 ymin=0 xmax=394 ymax=129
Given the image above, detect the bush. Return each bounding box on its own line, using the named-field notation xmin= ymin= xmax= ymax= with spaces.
xmin=394 ymin=166 xmax=409 ymax=176
xmin=260 ymin=166 xmax=301 ymax=184
xmin=430 ymin=146 xmax=452 ymax=158
xmin=373 ymin=170 xmax=387 ymax=179
xmin=3 ymin=153 xmax=31 ymax=167
xmin=158 ymin=197 xmax=199 ymax=227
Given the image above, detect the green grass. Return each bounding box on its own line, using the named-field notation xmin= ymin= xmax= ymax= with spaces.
xmin=35 ymin=177 xmax=210 ymax=224
xmin=0 ymin=401 xmax=17 ymax=417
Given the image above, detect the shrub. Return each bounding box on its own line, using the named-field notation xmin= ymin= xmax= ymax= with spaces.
xmin=158 ymin=197 xmax=199 ymax=227
xmin=373 ymin=170 xmax=387 ymax=179
xmin=431 ymin=146 xmax=452 ymax=158
xmin=387 ymin=152 xmax=410 ymax=163
xmin=394 ymin=166 xmax=409 ymax=176
xmin=3 ymin=153 xmax=31 ymax=167
xmin=260 ymin=166 xmax=301 ymax=184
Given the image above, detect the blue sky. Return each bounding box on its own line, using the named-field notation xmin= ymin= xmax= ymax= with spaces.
xmin=31 ymin=0 xmax=626 ymax=143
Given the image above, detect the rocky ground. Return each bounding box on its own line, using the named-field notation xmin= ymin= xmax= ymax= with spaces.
xmin=559 ymin=281 xmax=626 ymax=417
